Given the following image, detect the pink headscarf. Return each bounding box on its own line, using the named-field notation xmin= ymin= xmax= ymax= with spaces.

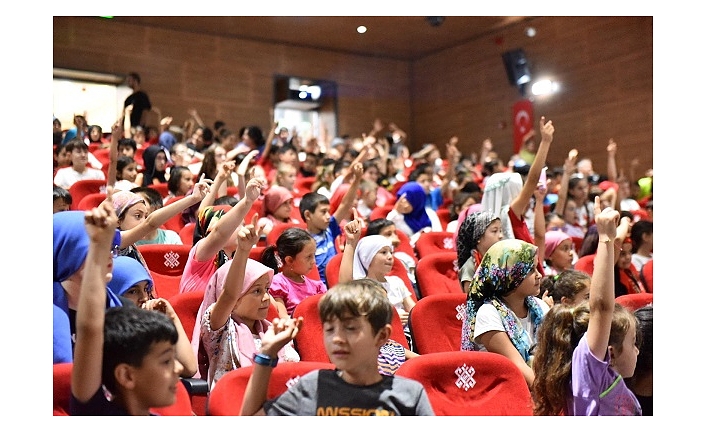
xmin=191 ymin=258 xmax=275 ymax=378
xmin=544 ymin=230 xmax=572 ymax=258
xmin=263 ymin=185 xmax=293 ymax=216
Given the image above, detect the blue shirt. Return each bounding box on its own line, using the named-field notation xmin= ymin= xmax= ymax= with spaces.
xmin=311 ymin=216 xmax=341 ymax=287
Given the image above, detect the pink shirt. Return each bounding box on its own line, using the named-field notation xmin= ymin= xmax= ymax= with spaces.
xmin=179 ymin=242 xmax=218 ymax=294
xmin=268 ymin=273 xmax=327 ymax=316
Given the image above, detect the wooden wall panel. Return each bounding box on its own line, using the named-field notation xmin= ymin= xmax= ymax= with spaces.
xmin=53 ymin=16 xmax=652 ymax=176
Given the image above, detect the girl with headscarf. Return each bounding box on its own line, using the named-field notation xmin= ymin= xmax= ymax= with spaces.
xmin=178 ymin=178 xmax=264 ymax=294
xmin=386 ymin=181 xmax=442 ymax=246
xmin=197 ymin=215 xmax=299 ymax=389
xmin=141 ymin=144 xmax=170 ymax=186
xmin=53 ymin=211 xmax=124 ymax=364
xmin=461 ymin=238 xmax=550 ymax=388
xmin=257 ymin=185 xmax=298 ymax=236
xmin=455 ymin=210 xmax=503 ymax=293
xmin=108 ymin=256 xmax=198 ymax=377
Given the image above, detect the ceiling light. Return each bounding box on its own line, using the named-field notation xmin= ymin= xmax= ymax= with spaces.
xmin=357 ymin=26 xmax=367 ymax=34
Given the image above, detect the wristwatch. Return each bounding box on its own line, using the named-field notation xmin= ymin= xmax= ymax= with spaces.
xmin=253 ymin=353 xmax=278 ymax=367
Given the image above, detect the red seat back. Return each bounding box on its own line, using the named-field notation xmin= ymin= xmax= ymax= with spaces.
xmin=137 ymin=243 xmax=193 ymax=276
xmin=77 ymin=192 xmax=107 ymax=211
xmin=408 ymin=292 xmax=466 ymax=354
xmin=150 ymin=380 xmax=194 ymax=416
xmin=161 ymin=195 xmax=188 ymax=232
xmin=615 ymin=292 xmax=653 ymax=311
xmin=68 ymin=179 xmax=106 ymax=210
xmin=292 ymin=293 xmax=409 ymax=363
xmin=435 ymin=207 xmax=451 ymax=231
xmin=414 ymin=231 xmax=455 ymax=259
xmin=53 ymin=362 xmax=73 ymax=416
xmin=265 ymin=222 xmax=304 ymax=246
xmin=640 ymin=259 xmax=653 ymax=293
xmin=149 ymin=271 xmax=183 ymax=300
xmin=573 ymin=254 xmax=595 ymax=276
xmin=179 ymin=223 xmax=196 ymax=246
xmin=369 ymin=204 xmax=394 ymax=221
xmin=395 ymin=351 xmax=533 ymax=415
xmin=169 ymin=290 xmax=206 ymax=342
xmin=415 ymin=252 xmax=461 ymax=297
xmin=207 ymin=361 xmax=335 ymax=415
xmin=148 ymin=182 xmax=170 ymax=198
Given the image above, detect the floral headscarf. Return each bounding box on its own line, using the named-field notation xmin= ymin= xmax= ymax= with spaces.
xmin=396 ymin=182 xmax=431 ymax=234
xmin=461 ymin=239 xmax=545 ymax=362
xmin=195 ymin=205 xmax=232 ymax=267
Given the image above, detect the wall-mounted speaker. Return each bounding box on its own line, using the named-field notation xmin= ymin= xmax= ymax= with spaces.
xmin=502 ymin=49 xmax=531 ymax=87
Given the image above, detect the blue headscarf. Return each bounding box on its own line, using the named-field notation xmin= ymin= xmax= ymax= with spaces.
xmin=396 ymin=182 xmax=431 ymax=234
xmin=53 ymin=211 xmax=123 ymax=364
xmin=108 ymin=256 xmax=153 ymax=297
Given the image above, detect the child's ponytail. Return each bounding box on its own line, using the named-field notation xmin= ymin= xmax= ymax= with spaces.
xmin=260 ymin=245 xmax=281 ymax=274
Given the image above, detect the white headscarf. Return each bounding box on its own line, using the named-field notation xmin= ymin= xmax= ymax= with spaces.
xmin=353 ymin=235 xmax=394 ymax=279
xmin=481 ymin=172 xmax=524 ymax=240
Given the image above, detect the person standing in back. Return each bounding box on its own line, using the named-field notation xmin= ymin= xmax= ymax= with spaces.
xmin=124 ymin=72 xmax=152 ymax=130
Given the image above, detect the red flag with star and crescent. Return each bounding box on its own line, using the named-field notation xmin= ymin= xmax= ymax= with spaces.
xmin=513 ymin=99 xmax=534 ymax=154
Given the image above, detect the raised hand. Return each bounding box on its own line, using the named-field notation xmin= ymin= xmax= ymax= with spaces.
xmin=237 ymin=213 xmax=263 ymax=251
xmin=539 ymin=116 xmax=554 ymax=144
xmin=607 ymin=139 xmax=617 ymax=155
xmin=244 ymin=178 xmax=264 ymax=202
xmin=236 ymin=150 xmax=259 ymax=177
xmin=260 ymin=316 xmax=304 ymax=356
xmin=84 ymin=186 xmax=118 ymax=243
xmin=593 ymin=196 xmax=619 ymax=242
xmin=192 ymin=173 xmax=213 ymax=200
xmin=343 ymin=218 xmax=363 ymax=244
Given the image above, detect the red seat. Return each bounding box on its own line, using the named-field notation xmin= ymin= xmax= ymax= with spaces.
xmin=265 ymin=222 xmax=304 ymax=246
xmin=414 ymin=231 xmax=455 ymax=259
xmin=415 ymin=252 xmax=461 ymax=297
xmin=294 ymin=176 xmax=315 ymax=192
xmin=53 ymin=362 xmax=195 ymax=416
xmin=244 ymin=198 xmax=264 ymax=227
xmin=169 ymin=290 xmax=205 ymax=342
xmin=179 ymin=222 xmax=196 ymax=246
xmin=149 ymin=271 xmax=183 ymax=300
xmin=408 ymin=292 xmax=466 ymax=354
xmin=573 ymin=254 xmax=595 ymax=276
xmin=615 ymin=292 xmax=653 ymax=311
xmin=292 ymin=293 xmax=409 ymax=362
xmin=226 ymin=185 xmax=239 ymax=197
xmin=571 ymin=236 xmax=583 ymax=254
xmin=161 ymin=195 xmax=188 ymax=233
xmin=53 ymin=362 xmax=73 ymax=416
xmin=325 ymin=253 xmax=415 ymax=300
xmin=68 ymin=179 xmax=106 ymax=210
xmin=207 ymin=361 xmax=335 ymax=415
xmin=640 ymin=259 xmax=653 ymax=293
xmin=369 ymin=204 xmax=394 ymax=221
xmin=435 ymin=207 xmax=451 ymax=231
xmin=395 ymin=351 xmax=533 ymax=415
xmin=137 ymin=243 xmax=192 ymax=276
xmin=148 ymin=182 xmax=170 ymax=198
xmin=395 ymin=229 xmax=418 ymax=265
xmin=91 ymin=148 xmax=111 ymax=168
xmin=76 ymin=192 xmax=107 ymax=211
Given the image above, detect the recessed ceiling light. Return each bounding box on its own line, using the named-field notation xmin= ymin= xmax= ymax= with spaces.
xmin=357 ymin=25 xmax=367 ymax=34
xmin=525 ymin=27 xmax=536 ymax=37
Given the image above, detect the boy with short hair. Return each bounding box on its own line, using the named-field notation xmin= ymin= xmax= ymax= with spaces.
xmin=239 ymin=279 xmax=435 ymax=416
xmin=299 ymin=162 xmax=363 ymax=287
xmin=54 ymin=138 xmax=106 ymax=190
xmin=53 ymin=185 xmax=73 ymax=213
xmin=71 ymin=191 xmax=184 ymax=415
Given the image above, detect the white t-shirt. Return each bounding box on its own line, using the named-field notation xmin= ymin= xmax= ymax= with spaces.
xmin=53 ymin=166 xmax=105 ymax=190
xmin=472 ymin=296 xmax=550 ymax=351
xmin=381 ymin=275 xmax=412 ymax=313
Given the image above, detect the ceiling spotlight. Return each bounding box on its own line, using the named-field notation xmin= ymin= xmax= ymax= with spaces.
xmin=357 ymin=25 xmax=367 ymax=34
xmin=525 ymin=27 xmax=536 ymax=37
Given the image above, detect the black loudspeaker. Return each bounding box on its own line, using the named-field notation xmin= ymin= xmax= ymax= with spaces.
xmin=502 ymin=49 xmax=531 ymax=86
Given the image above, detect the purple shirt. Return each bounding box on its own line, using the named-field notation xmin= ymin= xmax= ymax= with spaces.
xmin=568 ymin=334 xmax=642 ymax=415
xmin=269 ymin=272 xmax=327 ymax=315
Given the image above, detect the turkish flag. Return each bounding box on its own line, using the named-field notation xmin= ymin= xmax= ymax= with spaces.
xmin=512 ymin=99 xmax=534 ymax=154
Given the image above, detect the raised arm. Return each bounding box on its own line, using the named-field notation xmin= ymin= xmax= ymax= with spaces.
xmin=209 ymin=214 xmax=261 ymax=331
xmin=239 ymin=316 xmax=303 ymax=416
xmin=553 ymin=149 xmax=578 ymax=216
xmin=510 ymin=116 xmax=554 ymax=218
xmin=72 ymin=188 xmax=119 ymax=402
xmin=332 ymin=162 xmax=364 ymax=223
xmin=258 ymin=115 xmax=277 ymax=164
xmin=339 ymin=218 xmax=363 ymax=284
xmin=194 ymin=178 xmax=263 ymax=261
xmin=586 ymin=197 xmax=619 ymax=358
xmin=142 ymin=297 xmax=198 ymax=377
xmin=235 ymin=151 xmax=259 ymax=200
xmin=200 ymin=161 xmax=236 ymax=211
xmin=533 ymin=184 xmax=548 ymax=264
xmin=106 ymin=118 xmax=123 ymax=188
xmin=119 ymin=175 xmax=211 ymax=247
xmin=606 ymin=139 xmax=618 ymax=182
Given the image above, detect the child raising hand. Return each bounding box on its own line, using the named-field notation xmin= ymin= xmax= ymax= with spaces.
xmin=532 ymin=197 xmax=641 ymax=415
xmin=199 ymin=214 xmax=300 ymax=390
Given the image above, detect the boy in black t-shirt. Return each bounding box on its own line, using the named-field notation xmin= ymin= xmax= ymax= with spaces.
xmin=70 ymin=188 xmax=183 ymax=415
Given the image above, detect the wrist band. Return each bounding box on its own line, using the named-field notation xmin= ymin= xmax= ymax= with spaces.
xmin=253 ymin=353 xmax=278 ymax=367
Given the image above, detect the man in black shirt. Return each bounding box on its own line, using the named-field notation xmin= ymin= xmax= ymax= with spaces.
xmin=124 ymin=72 xmax=152 ymax=129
